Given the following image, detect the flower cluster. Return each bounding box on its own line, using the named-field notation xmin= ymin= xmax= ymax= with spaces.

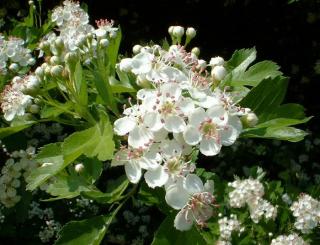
xmin=113 ymin=26 xmax=254 ymax=231
xmin=228 ymin=178 xmax=277 ymax=223
xmin=270 ymin=233 xmax=309 ymax=245
xmin=0 ymin=33 xmax=35 ymax=75
xmin=0 ymin=75 xmax=40 ymax=121
xmin=0 ymin=146 xmax=37 ymax=207
xmin=217 ymin=214 xmax=243 ymax=243
xmin=290 ymin=193 xmax=320 ymax=234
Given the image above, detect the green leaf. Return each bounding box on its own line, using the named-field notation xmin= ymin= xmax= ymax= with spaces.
xmin=74 ymin=62 xmax=88 ymax=106
xmin=225 ymin=48 xmax=257 ymax=73
xmin=227 ymin=61 xmax=282 ymax=87
xmin=263 ymin=103 xmax=306 ymax=121
xmin=55 ymin=215 xmax=112 ymax=245
xmin=0 ymin=121 xmax=35 ymax=139
xmin=152 ymin=214 xmax=206 ymax=245
xmin=81 ymin=175 xmax=129 ymax=204
xmin=138 ymin=183 xmax=171 ymax=215
xmin=62 ymin=119 xmax=114 ymax=162
xmin=26 ymin=143 xmax=64 ymax=190
xmin=241 ymin=126 xmax=308 ymax=142
xmin=239 ymin=76 xmax=289 ymax=116
xmin=40 ymin=102 xmax=73 ymax=118
xmin=45 ymin=173 xmax=95 ymax=200
xmin=250 ymin=117 xmax=312 ymax=129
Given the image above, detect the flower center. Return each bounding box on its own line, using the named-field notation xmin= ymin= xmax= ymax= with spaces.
xmin=127 ymin=148 xmax=144 ymax=160
xmin=199 ymin=119 xmax=217 ymax=139
xmin=161 ymin=101 xmax=175 ymax=115
xmin=165 ymin=157 xmax=183 ymax=174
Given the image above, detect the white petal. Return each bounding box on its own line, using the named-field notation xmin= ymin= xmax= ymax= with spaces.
xmin=196 ymin=95 xmax=221 ymax=109
xmin=173 ymin=133 xmax=193 ymax=155
xmin=131 ymin=52 xmax=154 ymax=75
xmin=183 ymin=125 xmax=201 ymax=146
xmin=143 ymin=112 xmax=163 ymax=131
xmin=153 ymin=128 xmax=168 ymax=141
xmin=160 ymin=82 xmax=181 ymax=100
xmin=165 ymin=180 xmax=190 ymax=209
xmin=125 ymin=161 xmax=142 ymax=184
xmin=128 ymin=126 xmax=153 ymax=148
xmin=144 ymin=165 xmax=169 ymax=188
xmin=119 ymin=58 xmax=132 ymax=72
xmin=111 ymin=150 xmax=127 ymax=167
xmin=114 ymin=117 xmax=136 ymax=136
xmin=137 ymin=89 xmax=154 ymax=100
xmin=221 ymin=116 xmax=242 ymax=146
xmin=184 ymin=174 xmax=204 ymax=194
xmin=174 ymin=210 xmax=194 ymax=231
xmin=164 ymin=115 xmax=186 ymax=133
xmin=4 ymin=110 xmax=16 ymax=121
xmin=199 ymin=138 xmax=221 ymax=156
xmin=207 ymin=105 xmax=228 ymax=126
xmin=161 ymin=139 xmax=182 ymax=158
xmin=177 ymin=97 xmax=195 ymax=116
xmin=188 ymin=107 xmax=206 ymax=127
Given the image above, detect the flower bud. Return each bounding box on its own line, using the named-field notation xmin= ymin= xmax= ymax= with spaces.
xmin=109 ymin=31 xmax=117 ymax=39
xmin=132 ymin=44 xmax=142 ymax=54
xmin=50 ymin=65 xmax=63 ymax=77
xmin=75 ymin=163 xmax=84 ymax=173
xmin=65 ymin=52 xmax=78 ymax=64
xmin=209 ymin=56 xmax=225 ymax=67
xmin=28 ymin=104 xmax=40 ymax=114
xmin=50 ymin=56 xmax=61 ymax=65
xmin=168 ymin=26 xmax=174 ymax=35
xmin=9 ymin=63 xmax=19 ymax=72
xmin=39 ymin=41 xmax=50 ymax=51
xmin=191 ymin=47 xmax=200 ymax=57
xmin=172 ymin=26 xmax=185 ymax=38
xmin=28 ymin=57 xmax=36 ymax=66
xmin=44 ymin=65 xmax=51 ymax=76
xmin=35 ymin=66 xmax=44 ymax=78
xmin=241 ymin=112 xmax=259 ymax=127
xmin=186 ymin=27 xmax=196 ymax=39
xmin=137 ymin=74 xmax=151 ymax=88
xmin=54 ymin=37 xmax=64 ymax=50
xmin=211 ymin=65 xmax=227 ymax=81
xmin=119 ymin=58 xmax=132 ymax=72
xmin=197 ymin=59 xmax=207 ymax=70
xmin=99 ymin=38 xmax=109 ymax=47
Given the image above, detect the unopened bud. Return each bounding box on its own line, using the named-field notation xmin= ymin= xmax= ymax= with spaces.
xmin=241 ymin=112 xmax=259 ymax=127
xmin=50 ymin=56 xmax=61 ymax=65
xmin=136 ymin=74 xmax=151 ymax=88
xmin=75 ymin=163 xmax=84 ymax=173
xmin=65 ymin=52 xmax=78 ymax=67
xmin=197 ymin=59 xmax=207 ymax=70
xmin=35 ymin=66 xmax=44 ymax=77
xmin=28 ymin=57 xmax=36 ymax=66
xmin=168 ymin=26 xmax=174 ymax=35
xmin=29 ymin=104 xmax=40 ymax=114
xmin=209 ymin=56 xmax=225 ymax=67
xmin=119 ymin=58 xmax=132 ymax=72
xmin=186 ymin=27 xmax=196 ymax=39
xmin=172 ymin=26 xmax=185 ymax=38
xmin=50 ymin=65 xmax=63 ymax=77
xmin=132 ymin=44 xmax=142 ymax=54
xmin=99 ymin=38 xmax=109 ymax=47
xmin=211 ymin=65 xmax=227 ymax=81
xmin=191 ymin=47 xmax=200 ymax=57
xmin=9 ymin=63 xmax=19 ymax=72
xmin=54 ymin=37 xmax=64 ymax=50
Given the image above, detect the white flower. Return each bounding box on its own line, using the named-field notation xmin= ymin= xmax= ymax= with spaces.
xmin=271 ymin=233 xmax=309 ymax=245
xmin=0 ymin=85 xmax=32 ymax=121
xmin=290 ymin=193 xmax=320 ymax=234
xmin=183 ymin=106 xmax=241 ymax=156
xmin=111 ymin=145 xmax=162 ymax=184
xmin=165 ymin=174 xmax=215 ymax=231
xmin=142 ymin=83 xmax=194 ymax=133
xmin=144 ymin=139 xmax=194 ymax=188
xmin=114 ymin=104 xmax=157 ymax=149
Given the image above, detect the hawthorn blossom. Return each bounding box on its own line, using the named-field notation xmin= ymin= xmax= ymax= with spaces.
xmin=183 ymin=105 xmax=242 ymax=156
xmin=111 ymin=145 xmax=161 ymax=184
xmin=141 ymin=83 xmax=195 ymax=133
xmin=0 ymin=84 xmax=32 ymax=121
xmin=164 ymin=174 xmax=216 ymax=231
